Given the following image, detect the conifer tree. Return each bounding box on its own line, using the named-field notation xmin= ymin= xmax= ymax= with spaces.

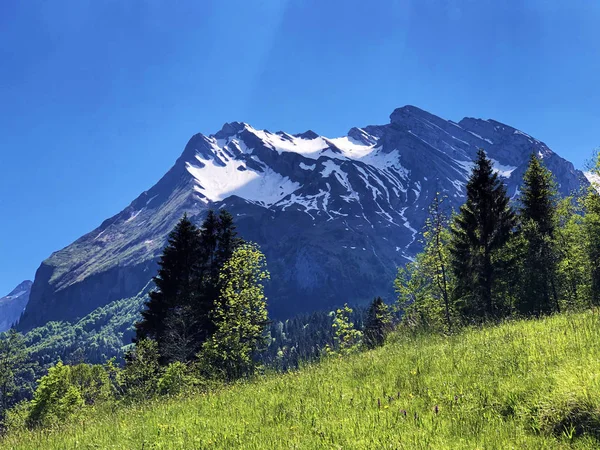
xmin=363 ymin=297 xmax=392 ymax=349
xmin=449 ymin=149 xmax=516 ymax=321
xmin=193 ymin=209 xmax=243 ymax=342
xmin=134 ymin=214 xmax=203 ymax=363
xmin=199 ymin=243 xmax=270 ymax=380
xmin=517 ymin=153 xmax=560 ymax=315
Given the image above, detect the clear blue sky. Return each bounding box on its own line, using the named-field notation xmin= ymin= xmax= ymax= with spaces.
xmin=1 ymin=0 xmax=599 ymax=295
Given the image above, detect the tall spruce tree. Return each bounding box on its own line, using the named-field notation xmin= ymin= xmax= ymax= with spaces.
xmin=517 ymin=153 xmax=560 ymax=315
xmin=363 ymin=297 xmax=392 ymax=349
xmin=193 ymin=209 xmax=243 ymax=343
xmin=135 ymin=214 xmax=203 ymax=363
xmin=449 ymin=149 xmax=516 ymax=321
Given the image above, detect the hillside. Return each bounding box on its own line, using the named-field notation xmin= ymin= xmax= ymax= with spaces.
xmin=19 ymin=106 xmax=587 ymax=332
xmin=4 ymin=311 xmax=600 ymax=449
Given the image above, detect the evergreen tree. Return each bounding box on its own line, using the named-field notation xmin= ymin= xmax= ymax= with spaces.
xmin=363 ymin=297 xmax=392 ymax=349
xmin=134 ymin=214 xmax=203 ymax=363
xmin=517 ymin=153 xmax=560 ymax=315
xmin=193 ymin=209 xmax=243 ymax=343
xmin=199 ymin=243 xmax=270 ymax=380
xmin=449 ymin=149 xmax=516 ymax=321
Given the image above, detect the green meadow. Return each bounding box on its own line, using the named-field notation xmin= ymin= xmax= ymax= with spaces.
xmin=3 ymin=310 xmax=600 ymax=449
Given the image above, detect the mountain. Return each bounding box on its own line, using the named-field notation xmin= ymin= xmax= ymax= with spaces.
xmin=18 ymin=106 xmax=587 ymax=331
xmin=0 ymin=280 xmax=32 ymax=332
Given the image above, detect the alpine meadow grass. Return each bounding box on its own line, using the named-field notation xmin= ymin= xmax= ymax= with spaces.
xmin=3 ymin=310 xmax=600 ymax=449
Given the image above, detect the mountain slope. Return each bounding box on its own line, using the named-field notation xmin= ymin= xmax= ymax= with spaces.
xmin=18 ymin=106 xmax=587 ymax=330
xmin=4 ymin=312 xmax=600 ymax=449
xmin=0 ymin=280 xmax=32 ymax=332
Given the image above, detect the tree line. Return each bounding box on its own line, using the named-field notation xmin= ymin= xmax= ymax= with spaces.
xmin=397 ymin=150 xmax=600 ymax=332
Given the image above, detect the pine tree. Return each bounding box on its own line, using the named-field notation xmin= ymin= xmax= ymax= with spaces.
xmin=363 ymin=297 xmax=392 ymax=349
xmin=517 ymin=153 xmax=560 ymax=315
xmin=199 ymin=243 xmax=270 ymax=380
xmin=134 ymin=214 xmax=203 ymax=363
xmin=449 ymin=149 xmax=516 ymax=321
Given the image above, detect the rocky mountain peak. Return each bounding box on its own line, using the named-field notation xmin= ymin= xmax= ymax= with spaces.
xmin=0 ymin=280 xmax=33 ymax=332
xmin=17 ymin=106 xmax=588 ymax=331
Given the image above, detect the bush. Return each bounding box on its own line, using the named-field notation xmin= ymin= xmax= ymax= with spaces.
xmin=25 ymin=361 xmax=113 ymax=428
xmin=157 ymin=362 xmax=193 ymax=396
xmin=121 ymin=339 xmax=162 ymax=401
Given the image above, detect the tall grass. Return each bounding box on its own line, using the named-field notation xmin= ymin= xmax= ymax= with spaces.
xmin=3 ymin=311 xmax=600 ymax=449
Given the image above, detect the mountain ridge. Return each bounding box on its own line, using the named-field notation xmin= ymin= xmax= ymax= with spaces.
xmin=0 ymin=280 xmax=33 ymax=332
xmin=17 ymin=106 xmax=587 ymax=331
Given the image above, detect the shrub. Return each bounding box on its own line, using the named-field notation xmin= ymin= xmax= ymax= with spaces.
xmin=157 ymin=362 xmax=193 ymax=396
xmin=25 ymin=361 xmax=113 ymax=428
xmin=121 ymin=339 xmax=162 ymax=401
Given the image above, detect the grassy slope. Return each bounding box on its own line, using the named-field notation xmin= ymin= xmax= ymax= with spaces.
xmin=4 ymin=311 xmax=600 ymax=449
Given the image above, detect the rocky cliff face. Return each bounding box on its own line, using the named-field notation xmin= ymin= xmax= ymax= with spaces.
xmin=18 ymin=106 xmax=587 ymax=330
xmin=0 ymin=280 xmax=32 ymax=332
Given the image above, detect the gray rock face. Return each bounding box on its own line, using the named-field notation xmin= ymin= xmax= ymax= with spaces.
xmin=0 ymin=280 xmax=32 ymax=332
xmin=18 ymin=106 xmax=588 ymax=330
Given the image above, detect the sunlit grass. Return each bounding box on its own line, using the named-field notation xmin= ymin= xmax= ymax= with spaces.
xmin=3 ymin=311 xmax=600 ymax=449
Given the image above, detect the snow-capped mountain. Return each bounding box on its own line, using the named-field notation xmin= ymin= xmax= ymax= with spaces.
xmin=0 ymin=280 xmax=32 ymax=332
xmin=18 ymin=106 xmax=587 ymax=330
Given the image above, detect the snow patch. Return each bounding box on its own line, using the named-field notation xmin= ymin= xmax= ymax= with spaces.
xmin=299 ymin=162 xmax=316 ymax=171
xmin=187 ymin=153 xmax=300 ymax=206
xmin=490 ymin=159 xmax=517 ymax=178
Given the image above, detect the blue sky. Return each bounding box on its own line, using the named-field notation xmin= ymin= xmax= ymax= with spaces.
xmin=1 ymin=0 xmax=599 ymax=295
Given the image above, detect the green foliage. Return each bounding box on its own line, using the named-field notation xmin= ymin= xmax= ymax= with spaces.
xmin=0 ymin=331 xmax=36 ymax=422
xmin=516 ymin=153 xmax=561 ymax=316
xmin=449 ymin=149 xmax=517 ymax=321
xmin=26 ymin=361 xmax=113 ymax=428
xmin=326 ymin=304 xmax=362 ymax=355
xmin=135 ymin=210 xmax=243 ymax=364
xmin=23 ymin=294 xmax=145 ymax=368
xmin=135 ymin=214 xmax=204 ymax=363
xmin=583 ymin=152 xmax=600 ymax=306
xmin=3 ymin=312 xmax=600 ymax=448
xmin=363 ymin=297 xmax=392 ymax=349
xmin=121 ymin=339 xmax=162 ymax=402
xmin=199 ymin=243 xmax=270 ymax=381
xmin=157 ymin=362 xmax=194 ymax=397
xmin=554 ymin=197 xmax=589 ymax=309
xmin=397 ymin=194 xmax=456 ymax=332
